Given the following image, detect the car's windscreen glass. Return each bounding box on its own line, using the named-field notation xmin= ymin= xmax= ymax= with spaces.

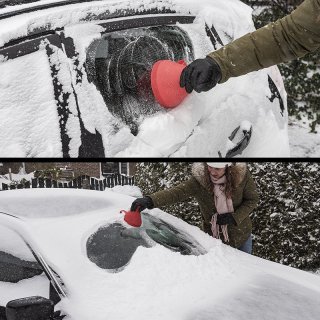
xmin=0 ymin=223 xmax=49 ymax=306
xmin=0 ymin=224 xmax=42 ymax=283
xmin=86 ymin=212 xmax=207 ymax=272
xmin=86 ymin=25 xmax=194 ymax=134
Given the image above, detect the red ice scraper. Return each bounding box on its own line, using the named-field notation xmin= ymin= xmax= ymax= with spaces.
xmin=120 ymin=208 xmax=142 ymax=227
xmin=151 ymin=60 xmax=189 ymax=108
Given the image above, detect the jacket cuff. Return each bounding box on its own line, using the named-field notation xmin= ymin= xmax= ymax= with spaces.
xmin=206 ymin=51 xmax=229 ymax=83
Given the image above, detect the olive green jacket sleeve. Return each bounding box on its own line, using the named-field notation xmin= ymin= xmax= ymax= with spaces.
xmin=232 ymin=171 xmax=259 ymax=225
xmin=208 ymin=0 xmax=320 ymax=83
xmin=148 ymin=177 xmax=198 ymax=208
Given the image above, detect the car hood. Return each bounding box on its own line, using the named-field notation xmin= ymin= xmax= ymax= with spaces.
xmin=0 ymin=189 xmax=320 ymax=320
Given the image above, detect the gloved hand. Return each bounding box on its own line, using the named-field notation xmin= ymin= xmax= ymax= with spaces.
xmin=216 ymin=213 xmax=237 ymax=226
xmin=130 ymin=197 xmax=154 ymax=212
xmin=180 ymin=57 xmax=222 ymax=93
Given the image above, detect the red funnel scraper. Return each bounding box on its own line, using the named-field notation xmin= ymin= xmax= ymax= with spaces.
xmin=151 ymin=60 xmax=188 ymax=108
xmin=120 ymin=208 xmax=142 ymax=227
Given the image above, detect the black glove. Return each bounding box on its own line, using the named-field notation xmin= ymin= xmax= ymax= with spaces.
xmin=216 ymin=213 xmax=237 ymax=226
xmin=130 ymin=197 xmax=154 ymax=212
xmin=180 ymin=57 xmax=222 ymax=94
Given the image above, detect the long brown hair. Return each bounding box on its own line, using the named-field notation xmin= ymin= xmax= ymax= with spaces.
xmin=224 ymin=165 xmax=235 ymax=198
xmin=208 ymin=164 xmax=235 ymax=198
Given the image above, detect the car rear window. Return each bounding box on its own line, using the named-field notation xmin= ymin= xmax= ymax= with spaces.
xmin=86 ymin=25 xmax=194 ymax=134
xmin=86 ymin=212 xmax=206 ymax=272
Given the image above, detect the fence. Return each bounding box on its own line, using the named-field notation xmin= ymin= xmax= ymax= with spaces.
xmin=1 ymin=174 xmax=135 ymax=191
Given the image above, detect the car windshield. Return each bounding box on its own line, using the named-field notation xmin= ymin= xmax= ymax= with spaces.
xmin=86 ymin=212 xmax=207 ymax=272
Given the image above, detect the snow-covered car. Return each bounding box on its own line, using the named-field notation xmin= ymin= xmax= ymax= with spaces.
xmin=0 ymin=188 xmax=320 ymax=320
xmin=0 ymin=0 xmax=289 ymax=157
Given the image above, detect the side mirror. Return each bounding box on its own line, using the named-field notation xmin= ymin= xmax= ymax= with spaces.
xmin=6 ymin=296 xmax=54 ymax=320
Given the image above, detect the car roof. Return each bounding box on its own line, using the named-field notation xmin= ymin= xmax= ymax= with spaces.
xmin=0 ymin=0 xmax=252 ymax=47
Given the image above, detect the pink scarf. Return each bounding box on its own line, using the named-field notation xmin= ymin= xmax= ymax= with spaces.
xmin=210 ymin=174 xmax=234 ymax=242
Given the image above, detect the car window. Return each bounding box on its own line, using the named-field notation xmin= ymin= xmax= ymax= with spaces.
xmin=85 ymin=25 xmax=194 ymax=134
xmin=143 ymin=213 xmax=207 ymax=256
xmin=0 ymin=224 xmax=49 ymax=308
xmin=86 ymin=212 xmax=207 ymax=272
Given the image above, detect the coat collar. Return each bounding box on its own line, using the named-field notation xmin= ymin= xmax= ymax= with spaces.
xmin=191 ymin=162 xmax=247 ymax=191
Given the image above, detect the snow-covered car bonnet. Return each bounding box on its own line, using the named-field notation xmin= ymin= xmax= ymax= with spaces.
xmin=1 ymin=189 xmax=320 ymax=320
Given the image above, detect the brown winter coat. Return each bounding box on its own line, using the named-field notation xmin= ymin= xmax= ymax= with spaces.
xmin=148 ymin=163 xmax=259 ymax=248
xmin=208 ymin=0 xmax=320 ymax=83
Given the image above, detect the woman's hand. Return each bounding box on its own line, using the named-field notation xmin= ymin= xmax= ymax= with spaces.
xmin=216 ymin=213 xmax=236 ymax=225
xmin=130 ymin=197 xmax=154 ymax=212
xmin=180 ymin=57 xmax=222 ymax=93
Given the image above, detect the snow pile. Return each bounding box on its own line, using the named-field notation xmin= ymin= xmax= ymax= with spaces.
xmin=288 ymin=119 xmax=320 ymax=157
xmin=0 ymin=172 xmax=34 ymax=190
xmin=109 ymin=185 xmax=143 ymax=198
xmin=0 ymin=175 xmax=10 ymax=189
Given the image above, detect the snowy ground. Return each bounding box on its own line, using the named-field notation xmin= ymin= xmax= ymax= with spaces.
xmin=288 ymin=118 xmax=320 ymax=157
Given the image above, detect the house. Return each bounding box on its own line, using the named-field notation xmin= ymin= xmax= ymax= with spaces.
xmin=0 ymin=162 xmax=136 ymax=179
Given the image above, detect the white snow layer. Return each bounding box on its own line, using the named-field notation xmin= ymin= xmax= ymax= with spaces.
xmin=0 ymin=0 xmax=293 ymax=156
xmin=0 ymin=50 xmax=62 ymax=157
xmin=109 ymin=185 xmax=143 ymax=197
xmin=0 ymin=275 xmax=49 ymax=306
xmin=0 ymin=189 xmax=320 ymax=319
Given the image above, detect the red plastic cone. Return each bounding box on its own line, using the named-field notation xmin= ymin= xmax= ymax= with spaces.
xmin=120 ymin=209 xmax=142 ymax=227
xmin=151 ymin=60 xmax=189 ymax=108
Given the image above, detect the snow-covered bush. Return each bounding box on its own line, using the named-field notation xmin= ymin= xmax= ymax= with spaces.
xmin=241 ymin=0 xmax=320 ymax=132
xmin=135 ymin=162 xmax=320 ymax=271
xmin=248 ymin=162 xmax=320 ymax=270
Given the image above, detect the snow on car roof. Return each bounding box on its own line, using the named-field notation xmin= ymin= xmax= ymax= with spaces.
xmin=0 ymin=0 xmax=253 ymax=47
xmin=1 ymin=188 xmax=320 ymax=319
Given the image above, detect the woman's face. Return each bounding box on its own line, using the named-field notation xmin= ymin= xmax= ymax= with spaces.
xmin=207 ymin=166 xmax=226 ymax=179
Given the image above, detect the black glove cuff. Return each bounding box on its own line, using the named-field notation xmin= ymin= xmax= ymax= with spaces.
xmin=145 ymin=196 xmax=154 ymax=209
xmin=205 ymin=56 xmax=222 ymax=83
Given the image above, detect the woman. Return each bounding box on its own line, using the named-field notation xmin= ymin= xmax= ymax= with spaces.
xmin=131 ymin=162 xmax=259 ymax=254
